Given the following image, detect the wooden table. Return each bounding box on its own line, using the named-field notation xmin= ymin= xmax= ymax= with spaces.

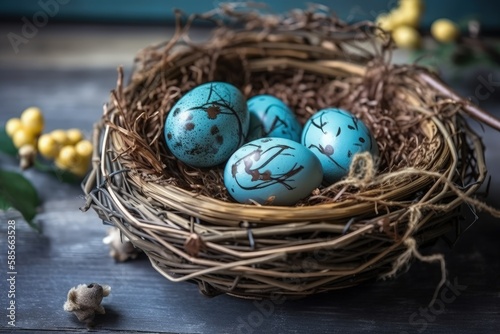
xmin=1 ymin=24 xmax=500 ymax=334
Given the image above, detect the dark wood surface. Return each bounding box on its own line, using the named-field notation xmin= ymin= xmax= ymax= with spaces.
xmin=1 ymin=40 xmax=500 ymax=334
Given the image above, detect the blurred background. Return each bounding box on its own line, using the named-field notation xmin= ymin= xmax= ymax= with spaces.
xmin=1 ymin=0 xmax=499 ymax=29
xmin=1 ymin=0 xmax=499 ymax=69
xmin=1 ymin=0 xmax=500 ymax=68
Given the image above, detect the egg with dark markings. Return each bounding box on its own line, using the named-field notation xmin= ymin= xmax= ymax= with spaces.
xmin=164 ymin=82 xmax=249 ymax=168
xmin=301 ymin=108 xmax=378 ymax=184
xmin=246 ymin=95 xmax=302 ymax=142
xmin=224 ymin=137 xmax=323 ymax=206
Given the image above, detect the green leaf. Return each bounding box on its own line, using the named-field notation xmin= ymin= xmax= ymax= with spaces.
xmin=33 ymin=159 xmax=82 ymax=184
xmin=0 ymin=127 xmax=18 ymax=156
xmin=0 ymin=169 xmax=41 ymax=232
xmin=0 ymin=196 xmax=11 ymax=211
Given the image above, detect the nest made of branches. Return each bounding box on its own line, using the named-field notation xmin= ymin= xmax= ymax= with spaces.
xmin=82 ymin=4 xmax=499 ymax=299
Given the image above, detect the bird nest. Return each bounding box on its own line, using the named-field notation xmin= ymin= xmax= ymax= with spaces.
xmin=82 ymin=4 xmax=499 ymax=299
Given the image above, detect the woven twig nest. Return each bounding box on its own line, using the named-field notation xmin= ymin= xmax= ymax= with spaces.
xmin=82 ymin=5 xmax=500 ymax=299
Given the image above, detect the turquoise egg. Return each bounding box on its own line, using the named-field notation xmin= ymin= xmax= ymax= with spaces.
xmin=164 ymin=82 xmax=249 ymax=168
xmin=245 ymin=112 xmax=265 ymax=142
xmin=224 ymin=137 xmax=323 ymax=206
xmin=301 ymin=108 xmax=378 ymax=184
xmin=246 ymin=95 xmax=302 ymax=142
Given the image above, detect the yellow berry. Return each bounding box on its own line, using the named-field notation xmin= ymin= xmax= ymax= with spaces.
xmin=37 ymin=133 xmax=59 ymax=159
xmin=75 ymin=140 xmax=93 ymax=159
xmin=68 ymin=159 xmax=90 ymax=177
xmin=20 ymin=107 xmax=44 ymax=135
xmin=5 ymin=118 xmax=23 ymax=137
xmin=376 ymin=14 xmax=395 ymax=32
xmin=392 ymin=25 xmax=422 ymax=49
xmin=376 ymin=0 xmax=422 ymax=34
xmin=12 ymin=128 xmax=36 ymax=148
xmin=50 ymin=129 xmax=69 ymax=146
xmin=56 ymin=145 xmax=78 ymax=168
xmin=399 ymin=0 xmax=424 ymax=11
xmin=392 ymin=7 xmax=421 ymax=28
xmin=431 ymin=19 xmax=460 ymax=43
xmin=66 ymin=128 xmax=84 ymax=145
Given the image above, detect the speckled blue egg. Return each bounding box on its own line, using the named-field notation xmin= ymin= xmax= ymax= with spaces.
xmin=246 ymin=95 xmax=302 ymax=142
xmin=301 ymin=108 xmax=378 ymax=184
xmin=164 ymin=82 xmax=250 ymax=167
xmin=224 ymin=137 xmax=323 ymax=206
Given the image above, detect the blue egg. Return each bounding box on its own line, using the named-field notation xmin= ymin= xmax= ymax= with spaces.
xmin=245 ymin=112 xmax=265 ymax=142
xmin=246 ymin=95 xmax=302 ymax=142
xmin=224 ymin=137 xmax=323 ymax=206
xmin=301 ymin=108 xmax=378 ymax=184
xmin=164 ymin=82 xmax=250 ymax=167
